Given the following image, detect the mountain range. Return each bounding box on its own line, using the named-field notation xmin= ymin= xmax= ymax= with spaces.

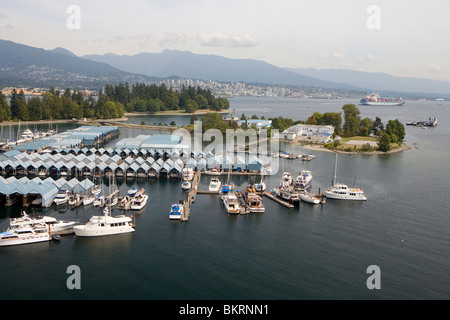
xmin=1 ymin=39 xmax=449 ymax=97
xmin=0 ymin=39 xmax=155 ymax=88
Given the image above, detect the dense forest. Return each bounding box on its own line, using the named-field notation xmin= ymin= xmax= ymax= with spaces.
xmin=0 ymin=83 xmax=230 ymax=122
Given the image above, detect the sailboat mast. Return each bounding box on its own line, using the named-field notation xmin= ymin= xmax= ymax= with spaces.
xmin=332 ymin=153 xmax=337 ymax=186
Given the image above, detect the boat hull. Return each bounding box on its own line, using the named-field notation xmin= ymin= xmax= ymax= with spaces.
xmin=73 ymin=225 xmax=134 ymax=237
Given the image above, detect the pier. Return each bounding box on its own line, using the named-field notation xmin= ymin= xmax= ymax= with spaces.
xmin=182 ymin=171 xmax=201 ymax=221
xmin=262 ymin=192 xmax=295 ymax=208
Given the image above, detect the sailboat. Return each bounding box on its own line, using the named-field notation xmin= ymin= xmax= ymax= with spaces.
xmin=324 ymin=154 xmax=367 ymax=201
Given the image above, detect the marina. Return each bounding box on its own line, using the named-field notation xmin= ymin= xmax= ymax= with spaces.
xmin=0 ymin=97 xmax=448 ymax=300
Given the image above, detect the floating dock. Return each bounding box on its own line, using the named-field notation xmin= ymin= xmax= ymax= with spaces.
xmin=262 ymin=192 xmax=295 ymax=208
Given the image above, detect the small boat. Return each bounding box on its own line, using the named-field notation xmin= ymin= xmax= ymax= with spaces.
xmin=301 ymin=153 xmax=316 ymax=161
xmin=181 ymin=181 xmax=191 ymax=190
xmin=83 ymin=192 xmax=101 ymax=206
xmin=68 ymin=194 xmax=83 ymax=207
xmin=93 ymin=195 xmax=105 ymax=207
xmin=0 ymin=225 xmax=51 ymax=247
xmin=169 ymin=202 xmax=184 ymax=220
xmin=182 ymin=168 xmax=194 ymax=181
xmin=52 ymin=234 xmax=61 ymax=241
xmin=118 ymin=196 xmax=132 ymax=210
xmin=127 ymin=188 xmax=138 ymax=197
xmin=204 ymin=168 xmax=221 ymax=175
xmin=222 ymin=192 xmax=241 ymax=214
xmin=130 ymin=193 xmax=148 ymax=210
xmin=298 ymin=191 xmax=320 ymax=204
xmin=220 ymin=181 xmax=234 ymax=195
xmin=21 ymin=129 xmax=34 ymax=141
xmin=53 ymin=189 xmax=70 ymax=206
xmin=209 ymin=177 xmax=221 ymax=192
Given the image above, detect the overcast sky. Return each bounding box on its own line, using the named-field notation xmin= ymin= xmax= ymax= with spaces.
xmin=1 ymin=0 xmax=449 ymax=81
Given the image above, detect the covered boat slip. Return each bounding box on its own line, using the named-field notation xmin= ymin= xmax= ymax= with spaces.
xmin=0 ymin=144 xmax=270 ymax=180
xmin=12 ymin=126 xmax=120 ymax=151
xmin=0 ymin=176 xmax=95 ymax=207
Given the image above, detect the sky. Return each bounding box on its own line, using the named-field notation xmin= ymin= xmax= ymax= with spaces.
xmin=0 ymin=0 xmax=449 ymax=82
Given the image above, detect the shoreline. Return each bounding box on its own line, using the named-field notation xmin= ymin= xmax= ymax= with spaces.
xmin=125 ymin=110 xmax=230 ymax=116
xmin=285 ymin=140 xmax=411 ymax=155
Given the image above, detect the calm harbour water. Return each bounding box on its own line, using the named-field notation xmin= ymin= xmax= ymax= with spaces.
xmin=0 ymin=97 xmax=449 ymax=300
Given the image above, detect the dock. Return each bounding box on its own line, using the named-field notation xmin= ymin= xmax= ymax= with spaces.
xmin=262 ymin=192 xmax=295 ymax=208
xmin=181 ymin=171 xmax=201 ymax=221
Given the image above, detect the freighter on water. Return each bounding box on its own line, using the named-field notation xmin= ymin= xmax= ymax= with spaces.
xmin=360 ymin=93 xmax=405 ymax=106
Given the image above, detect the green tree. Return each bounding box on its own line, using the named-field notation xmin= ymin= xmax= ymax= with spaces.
xmin=385 ymin=119 xmax=405 ymax=143
xmin=0 ymin=90 xmax=11 ymax=121
xmin=342 ymin=104 xmax=361 ymax=137
xmin=378 ymin=133 xmax=392 ymax=152
xmin=322 ymin=112 xmax=342 ymax=134
xmin=27 ymin=97 xmax=43 ymax=121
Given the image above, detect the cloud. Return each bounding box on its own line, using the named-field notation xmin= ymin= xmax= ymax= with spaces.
xmin=358 ymin=53 xmax=375 ymax=62
xmin=332 ymin=52 xmax=347 ymax=60
xmin=107 ymin=33 xmax=153 ymax=48
xmin=199 ymin=32 xmax=258 ymax=48
xmin=429 ymin=64 xmax=442 ymax=73
xmin=158 ymin=32 xmax=189 ymax=46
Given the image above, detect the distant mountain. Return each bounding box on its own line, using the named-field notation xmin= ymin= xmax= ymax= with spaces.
xmin=47 ymin=47 xmax=78 ymax=57
xmin=286 ymin=67 xmax=450 ymax=96
xmin=83 ymin=49 xmax=362 ymax=90
xmin=0 ymin=39 xmax=154 ymax=88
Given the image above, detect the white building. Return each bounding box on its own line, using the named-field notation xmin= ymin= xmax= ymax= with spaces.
xmin=275 ymin=124 xmax=335 ymax=142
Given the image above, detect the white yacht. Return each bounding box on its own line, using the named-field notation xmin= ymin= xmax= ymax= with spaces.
xmin=0 ymin=225 xmax=51 ymax=246
xmin=130 ymin=193 xmax=148 ymax=210
xmin=53 ymin=189 xmax=70 ymax=206
xmin=222 ymin=192 xmax=241 ymax=214
xmin=21 ymin=129 xmax=34 ymax=141
xmin=10 ymin=212 xmax=78 ymax=232
xmin=294 ymin=170 xmax=313 ymax=191
xmin=73 ymin=212 xmax=135 ymax=237
xmin=169 ymin=202 xmax=184 ymax=220
xmin=324 ymin=183 xmax=367 ymax=201
xmin=325 ymin=154 xmax=367 ymax=201
xmin=209 ymin=177 xmax=221 ymax=192
xmin=280 ymin=172 xmax=293 ymax=187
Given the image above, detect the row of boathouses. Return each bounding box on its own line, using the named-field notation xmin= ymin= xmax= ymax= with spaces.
xmin=0 ymin=176 xmax=96 ymax=207
xmin=0 ymin=147 xmax=268 ymax=179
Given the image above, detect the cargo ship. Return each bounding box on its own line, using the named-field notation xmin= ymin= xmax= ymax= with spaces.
xmin=360 ymin=93 xmax=405 ymax=106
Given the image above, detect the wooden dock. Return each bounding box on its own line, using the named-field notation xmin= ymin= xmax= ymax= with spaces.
xmin=181 ymin=171 xmax=201 ymax=221
xmin=262 ymin=192 xmax=295 ymax=208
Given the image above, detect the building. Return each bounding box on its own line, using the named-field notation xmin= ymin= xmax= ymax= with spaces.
xmin=236 ymin=119 xmax=272 ymax=130
xmin=275 ymin=124 xmax=334 ymax=141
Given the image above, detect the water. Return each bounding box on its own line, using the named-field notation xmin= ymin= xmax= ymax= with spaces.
xmin=0 ymin=97 xmax=449 ymax=300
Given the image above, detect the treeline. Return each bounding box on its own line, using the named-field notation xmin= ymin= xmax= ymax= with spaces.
xmin=104 ymin=83 xmax=230 ymax=113
xmin=0 ymin=88 xmax=124 ymax=121
xmin=0 ymin=83 xmax=230 ymax=122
